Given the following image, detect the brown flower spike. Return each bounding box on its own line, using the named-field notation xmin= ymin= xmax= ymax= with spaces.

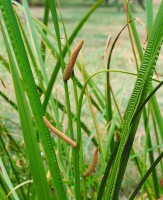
xmin=83 ymin=148 xmax=98 ymax=177
xmin=63 ymin=40 xmax=84 ymax=81
xmin=43 ymin=116 xmax=77 ymax=148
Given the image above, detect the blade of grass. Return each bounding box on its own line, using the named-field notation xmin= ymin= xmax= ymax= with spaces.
xmin=151 ymin=111 xmax=163 ymax=176
xmin=35 ymin=22 xmax=105 ymax=117
xmin=6 ymin=180 xmax=33 ymax=200
xmin=145 ymin=0 xmax=153 ymax=34
xmin=141 ymin=105 xmax=154 ymax=198
xmin=41 ymin=0 xmax=49 ymax=61
xmin=105 ymin=19 xmax=135 ymax=126
xmin=35 ymin=24 xmax=58 ymax=58
xmin=0 ymin=91 xmax=18 ymax=110
xmin=0 ymin=134 xmax=25 ymax=199
xmin=0 ymin=1 xmax=67 ymax=199
xmin=112 ymin=78 xmax=163 ymax=199
xmin=97 ymin=140 xmax=120 ymax=200
xmin=104 ymin=1 xmax=163 ymax=198
xmin=143 ymin=108 xmax=159 ymax=198
xmin=0 ymin=172 xmax=14 ymax=200
xmin=129 ymin=152 xmax=163 ymax=200
xmin=129 ymin=0 xmax=163 ymax=143
xmin=15 ymin=13 xmax=44 ymax=92
xmin=0 ymin=20 xmax=52 ymax=200
xmin=45 ymin=0 xmax=82 ymax=198
xmin=110 ymin=79 xmax=163 ymax=200
xmin=81 ymin=58 xmax=105 ymax=164
xmin=0 ymin=55 xmax=10 ymax=72
xmin=0 ymin=157 xmax=20 ymax=200
xmin=131 ymin=80 xmax=163 ymax=124
xmin=22 ymin=0 xmax=61 ymax=129
xmin=43 ymin=0 xmax=104 ymax=110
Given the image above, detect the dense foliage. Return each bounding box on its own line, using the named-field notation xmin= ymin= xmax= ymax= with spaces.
xmin=0 ymin=0 xmax=163 ymax=199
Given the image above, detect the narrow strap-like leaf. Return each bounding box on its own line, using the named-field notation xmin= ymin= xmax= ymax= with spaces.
xmin=0 ymin=1 xmax=67 ymax=199
xmin=0 ymin=21 xmax=52 ymax=200
xmin=104 ymin=1 xmax=163 ymax=198
xmin=43 ymin=0 xmax=104 ymax=109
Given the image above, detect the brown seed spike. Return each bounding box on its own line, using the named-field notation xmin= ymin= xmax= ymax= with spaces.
xmin=43 ymin=116 xmax=77 ymax=148
xmin=83 ymin=148 xmax=98 ymax=177
xmin=63 ymin=40 xmax=84 ymax=81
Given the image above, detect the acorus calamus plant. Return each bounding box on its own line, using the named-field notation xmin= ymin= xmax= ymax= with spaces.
xmin=0 ymin=0 xmax=163 ymax=199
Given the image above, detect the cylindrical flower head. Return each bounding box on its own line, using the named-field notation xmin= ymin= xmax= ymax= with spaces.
xmin=63 ymin=40 xmax=84 ymax=81
xmin=43 ymin=116 xmax=77 ymax=148
xmin=84 ymin=148 xmax=98 ymax=177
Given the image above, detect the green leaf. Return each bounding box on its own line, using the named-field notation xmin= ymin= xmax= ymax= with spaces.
xmin=43 ymin=0 xmax=104 ymax=109
xmin=104 ymin=1 xmax=163 ymax=198
xmin=0 ymin=21 xmax=52 ymax=200
xmin=0 ymin=1 xmax=67 ymax=199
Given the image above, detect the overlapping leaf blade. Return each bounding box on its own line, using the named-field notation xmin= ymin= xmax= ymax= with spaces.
xmin=104 ymin=1 xmax=163 ymax=199
xmin=0 ymin=1 xmax=67 ymax=199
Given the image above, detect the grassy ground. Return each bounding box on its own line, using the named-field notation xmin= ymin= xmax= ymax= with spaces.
xmin=0 ymin=1 xmax=163 ymax=198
